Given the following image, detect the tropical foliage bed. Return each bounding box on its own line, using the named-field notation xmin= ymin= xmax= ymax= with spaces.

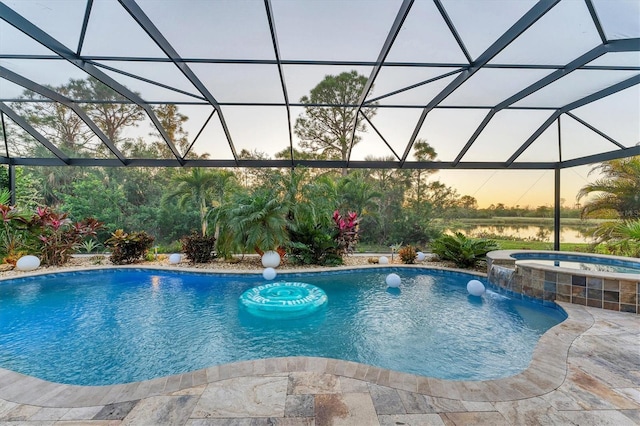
xmin=1 ymin=73 xmax=638 ymax=268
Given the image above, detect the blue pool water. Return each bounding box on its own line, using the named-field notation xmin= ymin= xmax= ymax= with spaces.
xmin=512 ymin=252 xmax=640 ymax=274
xmin=0 ymin=268 xmax=566 ymax=386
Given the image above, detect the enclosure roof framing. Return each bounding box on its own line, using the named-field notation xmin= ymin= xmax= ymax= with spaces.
xmin=0 ymin=0 xmax=637 ymax=170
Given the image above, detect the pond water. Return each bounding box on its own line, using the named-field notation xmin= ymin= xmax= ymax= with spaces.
xmin=450 ymin=225 xmax=594 ymax=244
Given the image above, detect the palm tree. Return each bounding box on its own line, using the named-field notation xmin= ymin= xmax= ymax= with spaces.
xmin=219 ymin=187 xmax=289 ymax=255
xmin=206 ymin=170 xmax=238 ymax=239
xmin=277 ymin=167 xmax=313 ymax=225
xmin=163 ymin=168 xmax=219 ymax=236
xmin=577 ymin=156 xmax=640 ymax=220
xmin=592 ymin=219 xmax=640 ymax=257
xmin=578 ymin=156 xmax=640 ymax=257
xmin=337 ymin=171 xmax=381 ymax=218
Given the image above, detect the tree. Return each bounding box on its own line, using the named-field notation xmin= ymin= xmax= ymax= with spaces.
xmin=425 ymin=181 xmax=460 ymax=218
xmin=452 ymin=195 xmax=479 ymax=218
xmin=336 ymin=171 xmax=381 ymax=218
xmin=535 ymin=205 xmax=552 ymax=218
xmin=458 ymin=195 xmax=478 ymax=210
xmin=206 ymin=170 xmax=238 ymax=240
xmin=488 ymin=202 xmax=508 ymax=217
xmin=275 ymin=147 xmax=326 ymax=161
xmin=358 ymin=158 xmax=412 ymax=244
xmin=111 ymin=165 xmax=179 ymax=242
xmin=294 ymin=71 xmax=375 ymax=174
xmin=68 ymin=77 xmax=145 ymax=149
xmin=30 ymin=166 xmax=89 ymax=208
xmin=409 ymin=139 xmax=438 ymax=212
xmin=11 ymin=77 xmax=147 ymax=207
xmin=151 ymin=104 xmax=190 ymax=158
xmin=218 ymin=187 xmax=289 ymax=255
xmin=12 ymin=88 xmax=95 ymax=155
xmin=236 ymin=149 xmax=278 ymax=187
xmin=576 ymin=157 xmax=640 ymax=257
xmin=163 ymin=168 xmax=219 ymax=236
xmin=577 ymin=156 xmax=640 ymax=220
xmin=59 ymin=172 xmax=127 ymax=237
xmin=0 ymin=167 xmax=41 ymax=210
xmin=291 ymin=172 xmax=342 ymax=228
xmin=275 ymin=167 xmax=316 ymax=225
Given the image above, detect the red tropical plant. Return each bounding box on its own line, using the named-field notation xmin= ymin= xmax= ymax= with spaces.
xmin=29 ymin=207 xmax=103 ymax=266
xmin=333 ymin=210 xmax=359 ymax=255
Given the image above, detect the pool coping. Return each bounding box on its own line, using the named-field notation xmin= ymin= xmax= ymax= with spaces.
xmin=0 ymin=265 xmax=591 ymax=408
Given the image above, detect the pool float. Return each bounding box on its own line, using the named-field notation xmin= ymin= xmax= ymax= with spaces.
xmin=239 ymin=282 xmax=328 ymax=318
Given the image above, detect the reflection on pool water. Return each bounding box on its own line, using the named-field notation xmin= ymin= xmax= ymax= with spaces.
xmin=0 ymin=268 xmax=566 ymax=386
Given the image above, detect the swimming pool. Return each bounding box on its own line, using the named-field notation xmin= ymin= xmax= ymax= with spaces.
xmin=0 ymin=268 xmax=566 ymax=386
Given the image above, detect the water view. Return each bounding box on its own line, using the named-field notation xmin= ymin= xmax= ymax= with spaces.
xmin=451 ymin=224 xmax=596 ymax=244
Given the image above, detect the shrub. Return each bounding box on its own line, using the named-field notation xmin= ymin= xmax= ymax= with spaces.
xmin=29 ymin=207 xmax=103 ymax=266
xmin=594 ymin=240 xmax=640 ymax=258
xmin=287 ymin=223 xmax=343 ymax=266
xmin=431 ymin=232 xmax=499 ymax=268
xmin=333 ymin=210 xmax=359 ymax=256
xmin=592 ymin=219 xmax=640 ymax=257
xmin=89 ymin=255 xmax=105 ymax=265
xmin=80 ymin=239 xmax=101 ymax=254
xmin=156 ymin=241 xmax=182 ymax=254
xmin=105 ymin=229 xmax=154 ymax=265
xmin=0 ymin=203 xmax=30 ymax=264
xmin=181 ymin=232 xmax=217 ymax=263
xmin=398 ymin=245 xmax=417 ymax=264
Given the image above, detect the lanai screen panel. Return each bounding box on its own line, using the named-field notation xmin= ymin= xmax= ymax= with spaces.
xmin=0 ymin=0 xmax=637 ymax=169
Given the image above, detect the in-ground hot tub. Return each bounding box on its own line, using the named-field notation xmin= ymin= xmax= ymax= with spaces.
xmin=487 ymin=250 xmax=640 ymax=313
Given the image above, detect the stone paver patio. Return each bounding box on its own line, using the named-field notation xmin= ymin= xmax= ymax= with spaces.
xmin=0 ymin=302 xmax=638 ymax=425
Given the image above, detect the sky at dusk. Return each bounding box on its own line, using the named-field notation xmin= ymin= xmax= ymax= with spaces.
xmin=0 ymin=0 xmax=638 ymax=208
xmin=436 ymin=166 xmax=594 ymax=209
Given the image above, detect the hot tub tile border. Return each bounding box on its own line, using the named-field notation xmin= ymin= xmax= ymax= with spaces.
xmin=487 ymin=250 xmax=640 ymax=314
